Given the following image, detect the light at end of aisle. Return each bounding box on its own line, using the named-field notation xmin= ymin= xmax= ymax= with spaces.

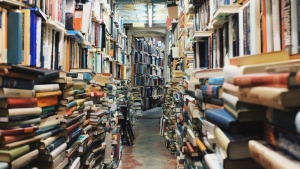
xmin=148 ymin=3 xmax=153 ymax=27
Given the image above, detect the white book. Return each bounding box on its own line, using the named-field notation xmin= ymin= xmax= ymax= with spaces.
xmin=291 ymin=0 xmax=299 ymax=54
xmin=50 ymin=143 xmax=67 ymax=160
xmin=81 ymin=2 xmax=92 ymax=33
xmin=204 ymin=153 xmax=222 ymax=169
xmin=250 ymin=0 xmax=261 ymax=55
xmin=70 ymin=157 xmax=80 ymax=169
xmin=36 ymin=17 xmax=42 ymax=67
xmin=272 ymin=0 xmax=281 ymax=51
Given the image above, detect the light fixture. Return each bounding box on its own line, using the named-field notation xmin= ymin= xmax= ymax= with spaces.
xmin=148 ymin=3 xmax=153 ymax=27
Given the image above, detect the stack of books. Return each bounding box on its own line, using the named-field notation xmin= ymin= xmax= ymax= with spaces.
xmin=0 ymin=75 xmax=40 ymax=168
xmin=130 ymin=87 xmax=143 ymax=117
xmin=222 ymin=59 xmax=300 ymax=168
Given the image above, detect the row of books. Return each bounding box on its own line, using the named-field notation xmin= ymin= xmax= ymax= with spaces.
xmin=134 ymin=38 xmax=165 ymax=56
xmin=133 ymin=75 xmax=165 ymax=87
xmin=132 ymin=63 xmax=164 ymax=77
xmin=133 ymin=52 xmax=164 ymax=67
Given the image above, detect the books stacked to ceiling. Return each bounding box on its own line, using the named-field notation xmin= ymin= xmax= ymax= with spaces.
xmin=222 ymin=58 xmax=300 ymax=168
xmin=160 ymin=82 xmax=182 ymax=155
xmin=130 ymin=87 xmax=143 ymax=117
xmin=117 ymin=80 xmax=135 ymax=146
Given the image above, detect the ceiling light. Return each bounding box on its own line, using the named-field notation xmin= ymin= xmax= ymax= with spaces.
xmin=148 ymin=3 xmax=153 ymax=27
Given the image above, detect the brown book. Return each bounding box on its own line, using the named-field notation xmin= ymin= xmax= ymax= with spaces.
xmin=0 ymin=132 xmax=35 ymax=145
xmin=0 ymin=98 xmax=37 ymax=109
xmin=62 ymin=122 xmax=80 ymax=137
xmin=0 ymin=126 xmax=39 ymax=136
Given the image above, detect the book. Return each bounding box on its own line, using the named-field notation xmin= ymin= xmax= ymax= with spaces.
xmin=233 ymin=72 xmax=299 ymax=88
xmin=7 ymin=10 xmax=23 ymax=64
xmin=36 ymin=143 xmax=67 ymax=161
xmin=264 ymin=123 xmax=300 ymax=161
xmin=214 ymin=127 xmax=262 ymax=160
xmin=249 ymin=140 xmax=300 ymax=169
xmin=11 ymin=149 xmax=39 ymax=169
xmin=0 ymin=107 xmax=42 ymax=117
xmin=0 ymin=131 xmax=35 ymax=144
xmin=0 ymin=117 xmax=41 ymax=129
xmin=237 ymin=86 xmax=300 ymax=110
xmin=0 ymin=88 xmax=35 ymax=98
xmin=37 ymin=96 xmax=58 ymax=108
xmin=0 ymin=145 xmax=30 ymax=162
xmin=222 ymin=92 xmax=266 ymax=121
xmin=193 ymin=68 xmax=223 ymax=79
xmin=0 ymin=76 xmax=34 ymax=90
xmin=35 ymin=90 xmax=62 ymax=98
xmin=205 ymin=108 xmax=264 ymax=133
xmin=0 ymin=98 xmax=37 ymax=109
xmin=266 ymin=108 xmax=300 ymax=134
xmin=0 ymin=126 xmax=38 ymax=136
xmin=34 ymin=84 xmax=60 ymax=93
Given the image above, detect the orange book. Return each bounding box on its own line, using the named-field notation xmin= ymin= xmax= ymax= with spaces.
xmin=66 ymin=38 xmax=71 ymax=71
xmin=65 ymin=106 xmax=77 ymax=117
xmin=37 ymin=96 xmax=58 ymax=108
xmin=35 ymin=90 xmax=62 ymax=98
xmin=74 ymin=9 xmax=83 ymax=31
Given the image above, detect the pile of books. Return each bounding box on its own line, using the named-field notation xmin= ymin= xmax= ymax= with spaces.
xmin=130 ymin=87 xmax=143 ymax=117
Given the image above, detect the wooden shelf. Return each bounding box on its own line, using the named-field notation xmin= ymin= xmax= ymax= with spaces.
xmin=212 ymin=5 xmax=242 ymax=26
xmin=193 ymin=31 xmax=212 ymax=41
xmin=0 ymin=0 xmax=25 ymax=7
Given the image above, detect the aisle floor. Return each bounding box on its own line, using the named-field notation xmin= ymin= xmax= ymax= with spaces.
xmin=118 ymin=107 xmax=176 ymax=169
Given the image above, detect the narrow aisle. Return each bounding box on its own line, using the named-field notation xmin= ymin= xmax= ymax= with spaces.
xmin=119 ymin=107 xmax=176 ymax=169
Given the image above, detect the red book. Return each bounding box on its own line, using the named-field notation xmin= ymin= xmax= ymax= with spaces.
xmin=1 ymin=132 xmax=35 ymax=145
xmin=233 ymin=72 xmax=297 ymax=87
xmin=0 ymin=98 xmax=37 ymax=109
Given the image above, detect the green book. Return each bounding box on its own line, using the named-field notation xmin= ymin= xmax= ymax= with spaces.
xmin=0 ymin=145 xmax=29 ymax=162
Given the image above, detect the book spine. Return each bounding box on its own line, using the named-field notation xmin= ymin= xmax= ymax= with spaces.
xmin=0 ymin=126 xmax=38 ymax=136
xmin=46 ymin=137 xmax=66 ymax=153
xmin=68 ymin=128 xmax=82 ymax=143
xmin=6 ymin=98 xmax=37 ymax=109
xmin=34 ymin=84 xmax=60 ymax=93
xmin=201 ymin=85 xmax=221 ymax=98
xmin=1 ymin=77 xmax=34 ymax=90
xmin=208 ymin=77 xmax=224 ymax=85
xmin=66 ymin=122 xmax=80 ymax=134
xmin=2 ymin=88 xmax=35 ymax=98
xmin=233 ymin=73 xmax=290 ymax=87
xmin=6 ymin=107 xmax=42 ymax=116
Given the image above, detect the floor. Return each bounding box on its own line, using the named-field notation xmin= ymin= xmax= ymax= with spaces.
xmin=118 ymin=107 xmax=176 ymax=169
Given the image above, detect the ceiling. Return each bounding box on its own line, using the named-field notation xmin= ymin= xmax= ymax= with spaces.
xmin=115 ymin=0 xmax=170 ymax=28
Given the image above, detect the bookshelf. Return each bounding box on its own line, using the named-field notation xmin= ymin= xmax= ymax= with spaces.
xmin=0 ymin=0 xmax=132 ymax=168
xmin=132 ymin=37 xmax=165 ymax=111
xmin=163 ymin=0 xmax=300 ymax=169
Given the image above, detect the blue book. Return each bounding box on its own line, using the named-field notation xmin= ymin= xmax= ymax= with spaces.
xmin=30 ymin=10 xmax=37 ymax=66
xmin=208 ymin=77 xmax=224 ymax=85
xmin=0 ymin=76 xmax=34 ymax=90
xmin=201 ymin=85 xmax=222 ymax=98
xmin=7 ymin=11 xmax=23 ymax=64
xmin=205 ymin=108 xmax=263 ymax=133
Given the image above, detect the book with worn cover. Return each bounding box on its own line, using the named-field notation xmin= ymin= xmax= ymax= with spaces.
xmin=0 ymin=98 xmax=37 ymax=109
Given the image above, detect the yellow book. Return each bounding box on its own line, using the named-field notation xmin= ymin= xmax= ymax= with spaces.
xmin=20 ymin=9 xmax=31 ymax=66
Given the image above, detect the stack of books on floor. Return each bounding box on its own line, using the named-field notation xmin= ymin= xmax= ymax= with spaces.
xmin=0 ymin=65 xmax=47 ymax=169
xmin=130 ymin=87 xmax=143 ymax=117
xmin=117 ymin=80 xmax=135 ymax=146
xmin=161 ymin=81 xmax=183 ymax=155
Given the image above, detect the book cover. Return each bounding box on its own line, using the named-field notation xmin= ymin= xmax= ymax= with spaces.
xmin=11 ymin=149 xmax=39 ymax=169
xmin=205 ymin=108 xmax=264 ymax=133
xmin=0 ymin=145 xmax=29 ymax=162
xmin=0 ymin=126 xmax=38 ymax=136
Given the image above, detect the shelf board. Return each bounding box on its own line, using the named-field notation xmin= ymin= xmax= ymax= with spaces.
xmin=193 ymin=31 xmax=212 ymax=41
xmin=47 ymin=19 xmax=67 ymax=35
xmin=0 ymin=0 xmax=25 ymax=7
xmin=212 ymin=5 xmax=242 ymax=25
